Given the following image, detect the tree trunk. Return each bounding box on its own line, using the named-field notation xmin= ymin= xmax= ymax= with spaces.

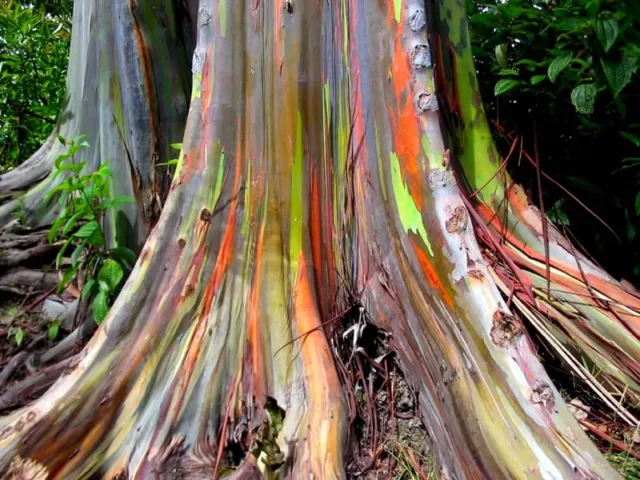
xmin=433 ymin=1 xmax=640 ymax=422
xmin=0 ymin=1 xmax=634 ymax=478
xmin=0 ymin=0 xmax=193 ymax=249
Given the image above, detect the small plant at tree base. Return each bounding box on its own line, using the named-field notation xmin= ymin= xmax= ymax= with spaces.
xmin=45 ymin=135 xmax=137 ymax=324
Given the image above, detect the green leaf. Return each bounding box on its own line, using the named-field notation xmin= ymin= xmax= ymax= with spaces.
xmin=595 ymin=17 xmax=618 ymax=53
xmin=494 ymin=79 xmax=520 ymax=96
xmin=82 ymin=278 xmax=96 ymax=301
xmin=14 ymin=327 xmax=24 ymax=346
xmin=155 ymin=159 xmax=179 ymax=168
xmin=109 ymin=247 xmax=137 ymax=267
xmin=530 ymin=74 xmax=547 ymax=85
xmin=636 ymin=193 xmax=640 ymax=216
xmin=601 ymin=55 xmax=634 ymax=96
xmin=497 ymin=69 xmax=519 ymax=76
xmin=57 ymin=265 xmax=78 ymax=294
xmin=170 ymin=143 xmax=183 ymax=151
xmin=48 ymin=216 xmax=66 ymax=242
xmin=620 ymin=132 xmax=640 ymax=148
xmin=73 ymin=220 xmax=100 ymax=238
xmin=98 ymin=258 xmax=124 ymax=291
xmin=48 ymin=321 xmax=60 ymax=341
xmin=55 ymin=238 xmax=73 ymax=270
xmin=571 ymin=84 xmax=597 ymax=114
xmin=70 ymin=244 xmax=85 ymax=268
xmin=548 ymin=199 xmax=570 ymax=226
xmin=97 ymin=195 xmax=134 ymax=210
xmin=92 ymin=290 xmax=109 ymax=325
xmin=547 ymin=53 xmax=573 ymax=83
xmin=585 ymin=0 xmax=600 ymax=18
xmin=62 ymin=211 xmax=86 ymax=236
xmin=495 ymin=44 xmax=508 ymax=70
xmin=514 ymin=59 xmax=542 ymax=68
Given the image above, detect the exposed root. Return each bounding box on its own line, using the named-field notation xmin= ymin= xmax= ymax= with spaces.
xmin=0 ymin=357 xmax=75 ymax=413
xmin=0 ymin=270 xmax=58 ymax=294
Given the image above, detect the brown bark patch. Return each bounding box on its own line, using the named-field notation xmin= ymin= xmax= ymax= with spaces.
xmin=490 ymin=309 xmax=523 ymax=348
xmin=445 ymin=206 xmax=469 ymax=234
xmin=530 ymin=382 xmax=555 ymax=408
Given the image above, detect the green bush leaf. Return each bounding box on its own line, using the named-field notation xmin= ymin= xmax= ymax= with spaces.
xmin=548 ymin=53 xmax=573 ymax=83
xmin=73 ymin=220 xmax=100 ymax=238
xmin=636 ymin=193 xmax=640 ymax=216
xmin=497 ymin=69 xmax=519 ymax=76
xmin=530 ymin=74 xmax=547 ymax=85
xmin=601 ymin=55 xmax=634 ymax=96
xmin=48 ymin=321 xmax=60 ymax=341
xmin=92 ymin=290 xmax=109 ymax=325
xmin=98 ymin=258 xmax=124 ymax=291
xmin=109 ymin=247 xmax=138 ymax=267
xmin=57 ymin=264 xmax=79 ymax=294
xmin=571 ymin=84 xmax=597 ymax=114
xmin=495 ymin=44 xmax=508 ymax=70
xmin=82 ymin=278 xmax=96 ymax=301
xmin=494 ymin=79 xmax=520 ymax=96
xmin=70 ymin=244 xmax=85 ymax=268
xmin=620 ymin=132 xmax=640 ymax=148
xmin=14 ymin=328 xmax=24 ymax=346
xmin=596 ymin=17 xmax=619 ymax=53
xmin=62 ymin=211 xmax=86 ymax=236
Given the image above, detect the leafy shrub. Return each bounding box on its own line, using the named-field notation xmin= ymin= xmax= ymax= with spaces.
xmin=0 ymin=0 xmax=71 ymax=172
xmin=45 ymin=136 xmax=136 ymax=324
xmin=468 ymin=0 xmax=640 ymax=282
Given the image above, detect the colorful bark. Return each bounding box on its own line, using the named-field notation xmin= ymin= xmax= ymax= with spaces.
xmin=433 ymin=0 xmax=640 ymax=422
xmin=0 ymin=0 xmax=627 ymax=479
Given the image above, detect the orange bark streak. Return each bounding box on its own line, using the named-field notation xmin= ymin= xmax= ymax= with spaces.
xmin=411 ymin=236 xmax=454 ymax=307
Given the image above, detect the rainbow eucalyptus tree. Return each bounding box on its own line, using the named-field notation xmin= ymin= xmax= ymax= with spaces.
xmin=0 ymin=0 xmax=638 ymax=478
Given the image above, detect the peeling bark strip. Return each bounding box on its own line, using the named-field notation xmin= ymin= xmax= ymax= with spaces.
xmin=0 ymin=2 xmax=625 ymax=480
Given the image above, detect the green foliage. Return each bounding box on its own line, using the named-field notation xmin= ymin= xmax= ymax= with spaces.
xmin=469 ymin=0 xmax=639 ymax=114
xmin=469 ymin=0 xmax=640 ymax=283
xmin=0 ymin=0 xmax=71 ymax=172
xmin=46 ymin=136 xmax=136 ymax=324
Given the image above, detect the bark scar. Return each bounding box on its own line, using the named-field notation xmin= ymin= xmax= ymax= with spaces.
xmin=490 ymin=309 xmax=523 ymax=348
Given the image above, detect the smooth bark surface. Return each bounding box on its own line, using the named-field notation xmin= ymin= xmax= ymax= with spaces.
xmin=0 ymin=1 xmax=632 ymax=479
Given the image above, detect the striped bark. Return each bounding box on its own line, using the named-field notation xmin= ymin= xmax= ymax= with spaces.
xmin=0 ymin=1 xmax=629 ymax=478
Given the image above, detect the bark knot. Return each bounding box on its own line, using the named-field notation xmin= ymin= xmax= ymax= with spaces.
xmin=490 ymin=309 xmax=523 ymax=348
xmin=200 ymin=208 xmax=211 ymax=222
xmin=415 ymin=93 xmax=438 ymax=112
xmin=410 ymin=45 xmax=431 ymax=69
xmin=285 ymin=1 xmax=293 ymax=14
xmin=445 ymin=206 xmax=469 ymax=233
xmin=408 ymin=8 xmax=427 ymax=31
xmin=530 ymin=381 xmax=555 ymax=407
